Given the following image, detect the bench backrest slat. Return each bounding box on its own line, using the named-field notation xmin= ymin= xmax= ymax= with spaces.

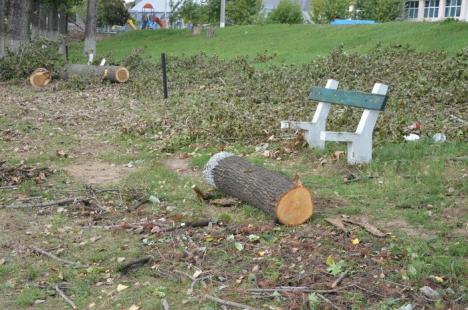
xmin=309 ymin=87 xmax=388 ymax=111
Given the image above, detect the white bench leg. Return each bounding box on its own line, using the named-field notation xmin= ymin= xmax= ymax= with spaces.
xmin=347 ymin=136 xmax=372 ymax=164
xmin=280 ymin=79 xmax=339 ymax=149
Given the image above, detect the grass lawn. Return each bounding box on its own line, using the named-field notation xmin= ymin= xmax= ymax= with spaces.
xmin=70 ymin=21 xmax=468 ymax=64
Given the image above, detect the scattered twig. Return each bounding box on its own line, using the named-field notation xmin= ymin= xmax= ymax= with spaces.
xmin=317 ymin=293 xmax=340 ymax=310
xmin=246 ymin=284 xmax=354 ymax=294
xmin=54 ymin=284 xmax=77 ymax=309
xmin=205 ymin=294 xmax=260 ymax=310
xmin=449 ymin=114 xmax=467 ymax=124
xmin=352 ymin=284 xmax=385 ymax=297
xmin=161 ymin=298 xmax=170 ymax=310
xmin=331 ymin=269 xmax=349 ymax=288
xmin=0 ymin=185 xmax=17 ymax=190
xmin=118 ymin=256 xmax=153 ymax=274
xmin=31 ymin=246 xmax=86 ymax=267
xmin=163 ymin=219 xmax=218 ymax=233
xmin=2 ymin=197 xmax=83 ymax=209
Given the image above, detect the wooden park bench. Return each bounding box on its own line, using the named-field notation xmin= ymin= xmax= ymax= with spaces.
xmin=281 ymin=79 xmax=389 ymax=164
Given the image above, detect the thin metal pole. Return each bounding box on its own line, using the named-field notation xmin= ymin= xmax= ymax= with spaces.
xmin=161 ymin=53 xmax=168 ymax=99
xmin=65 ymin=44 xmax=69 ymax=62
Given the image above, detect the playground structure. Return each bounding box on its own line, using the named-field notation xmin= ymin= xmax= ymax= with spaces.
xmin=128 ymin=1 xmax=171 ymax=30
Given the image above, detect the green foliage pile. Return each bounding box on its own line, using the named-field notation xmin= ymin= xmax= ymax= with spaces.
xmin=267 ymin=0 xmax=304 ymax=24
xmin=0 ymin=39 xmax=65 ymax=81
xmin=119 ymin=46 xmax=467 ymax=150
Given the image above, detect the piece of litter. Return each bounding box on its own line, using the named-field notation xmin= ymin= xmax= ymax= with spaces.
xmin=117 ymin=257 xmax=125 ymax=263
xmin=404 ymin=133 xmax=420 ymax=141
xmin=149 ymin=196 xmax=160 ymax=204
xmin=432 ymin=133 xmax=446 ymax=143
xmin=117 ymin=284 xmax=129 ymax=292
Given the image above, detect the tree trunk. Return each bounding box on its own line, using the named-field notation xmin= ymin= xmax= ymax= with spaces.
xmin=84 ymin=0 xmax=97 ymax=56
xmin=58 ymin=11 xmax=67 ymax=54
xmin=30 ymin=0 xmax=39 ymax=39
xmin=38 ymin=4 xmax=47 ymax=37
xmin=6 ymin=0 xmax=32 ymax=52
xmin=203 ymin=152 xmax=314 ymax=226
xmin=0 ymin=0 xmax=6 ymax=58
xmin=60 ymin=64 xmax=130 ymax=83
xmin=46 ymin=5 xmax=58 ymax=40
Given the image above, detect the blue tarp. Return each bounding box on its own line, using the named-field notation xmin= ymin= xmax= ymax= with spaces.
xmin=331 ymin=19 xmax=376 ymax=25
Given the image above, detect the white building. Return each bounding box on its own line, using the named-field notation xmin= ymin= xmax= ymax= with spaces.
xmin=405 ymin=0 xmax=468 ymax=21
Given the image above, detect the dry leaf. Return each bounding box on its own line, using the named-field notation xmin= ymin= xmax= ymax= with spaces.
xmin=352 ymin=238 xmax=360 ymax=245
xmin=325 ymin=217 xmax=346 ymax=232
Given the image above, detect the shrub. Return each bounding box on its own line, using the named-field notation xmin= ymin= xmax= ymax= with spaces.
xmin=356 ymin=0 xmax=405 ymax=22
xmin=312 ymin=0 xmax=350 ymax=23
xmin=227 ymin=0 xmax=263 ymax=25
xmin=267 ymin=0 xmax=304 ymax=24
xmin=0 ymin=38 xmax=65 ymax=81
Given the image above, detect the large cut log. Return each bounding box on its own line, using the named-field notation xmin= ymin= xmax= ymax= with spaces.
xmin=203 ymin=152 xmax=313 ymax=225
xmin=29 ymin=68 xmax=52 ymax=87
xmin=60 ymin=64 xmax=130 ymax=83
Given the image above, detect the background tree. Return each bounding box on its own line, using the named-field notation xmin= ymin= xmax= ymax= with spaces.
xmin=356 ymin=0 xmax=404 ymax=22
xmin=7 ymin=0 xmax=33 ymax=52
xmin=97 ymin=0 xmax=129 ymax=27
xmin=0 ymin=0 xmax=6 ymax=58
xmin=312 ymin=0 xmax=350 ymax=23
xmin=84 ymin=0 xmax=97 ymax=56
xmin=173 ymin=0 xmax=208 ymax=25
xmin=267 ymin=0 xmax=303 ymax=24
xmin=226 ymin=0 xmax=262 ymax=25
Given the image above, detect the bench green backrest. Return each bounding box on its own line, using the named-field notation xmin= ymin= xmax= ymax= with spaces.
xmin=309 ymin=87 xmax=388 ymax=111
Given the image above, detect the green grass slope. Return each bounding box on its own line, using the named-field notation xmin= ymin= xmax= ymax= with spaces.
xmin=77 ymin=21 xmax=468 ymax=64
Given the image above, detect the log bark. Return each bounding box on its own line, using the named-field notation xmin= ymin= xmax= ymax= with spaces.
xmin=29 ymin=68 xmax=52 ymax=87
xmin=6 ymin=0 xmax=32 ymax=52
xmin=203 ymin=152 xmax=313 ymax=225
xmin=60 ymin=64 xmax=130 ymax=83
xmin=84 ymin=0 xmax=97 ymax=56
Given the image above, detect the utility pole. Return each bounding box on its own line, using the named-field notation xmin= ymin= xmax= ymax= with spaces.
xmin=220 ymin=0 xmax=225 ymax=28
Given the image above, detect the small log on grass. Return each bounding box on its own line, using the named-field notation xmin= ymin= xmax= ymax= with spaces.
xmin=203 ymin=152 xmax=313 ymax=226
xmin=60 ymin=64 xmax=130 ymax=83
xmin=29 ymin=68 xmax=52 ymax=87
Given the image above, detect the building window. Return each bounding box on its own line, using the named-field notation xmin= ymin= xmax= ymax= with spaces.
xmin=405 ymin=1 xmax=419 ymax=18
xmin=445 ymin=0 xmax=461 ymax=17
xmin=424 ymin=0 xmax=440 ymax=18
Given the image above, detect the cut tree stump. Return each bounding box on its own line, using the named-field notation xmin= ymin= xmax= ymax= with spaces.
xmin=29 ymin=68 xmax=52 ymax=87
xmin=60 ymin=64 xmax=130 ymax=83
xmin=203 ymin=152 xmax=313 ymax=225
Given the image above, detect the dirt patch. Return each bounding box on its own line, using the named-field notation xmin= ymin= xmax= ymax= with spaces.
xmin=64 ymin=161 xmax=133 ymax=185
xmin=379 ymin=219 xmax=435 ymax=240
xmin=161 ymin=157 xmax=200 ymax=179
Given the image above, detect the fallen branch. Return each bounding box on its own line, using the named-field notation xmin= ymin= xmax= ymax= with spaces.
xmin=205 ymin=294 xmax=260 ymax=310
xmin=54 ymin=284 xmax=77 ymax=309
xmin=342 ymin=217 xmax=385 ymax=237
xmin=0 ymin=185 xmax=17 ymax=190
xmin=317 ymin=293 xmax=340 ymax=310
xmin=31 ymin=246 xmax=86 ymax=267
xmin=2 ymin=197 xmax=83 ymax=209
xmin=118 ymin=256 xmax=153 ymax=274
xmin=163 ymin=220 xmax=218 ymax=232
xmin=246 ymin=284 xmax=354 ymax=294
xmin=331 ymin=269 xmax=349 ymax=288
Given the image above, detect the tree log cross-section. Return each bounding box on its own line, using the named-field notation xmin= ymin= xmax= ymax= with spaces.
xmin=203 ymin=152 xmax=313 ymax=225
xmin=60 ymin=64 xmax=130 ymax=83
xmin=29 ymin=68 xmax=52 ymax=87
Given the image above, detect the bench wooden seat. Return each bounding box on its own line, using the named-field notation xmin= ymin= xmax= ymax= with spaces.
xmin=281 ymin=79 xmax=389 ymax=164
